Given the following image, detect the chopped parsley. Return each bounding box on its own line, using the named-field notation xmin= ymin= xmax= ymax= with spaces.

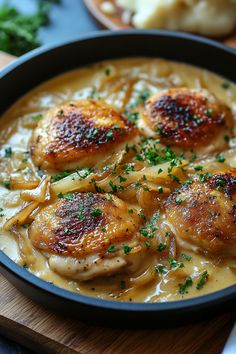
xmin=108 ymin=181 xmax=118 ymax=193
xmin=119 ymin=176 xmax=127 ymax=183
xmin=168 ymin=174 xmax=180 ymax=183
xmin=2 ymin=181 xmax=10 ymax=189
xmin=90 ymin=208 xmax=102 ymax=217
xmin=224 ymin=135 xmax=230 ymax=142
xmin=22 ymin=223 xmax=30 ymax=229
xmin=106 ymin=131 xmax=114 ymax=141
xmin=183 ymin=179 xmax=193 ymax=187
xmin=181 ymin=253 xmax=192 ymax=262
xmin=199 ymin=172 xmax=212 ymax=183
xmin=131 ymin=89 xmax=150 ymax=107
xmin=4 ymin=147 xmax=12 ymax=158
xmin=125 ymin=112 xmax=139 ymax=125
xmin=189 ymin=153 xmax=197 ymax=163
xmin=77 ymin=212 xmax=85 ymax=221
xmin=104 ymin=67 xmax=111 ymax=76
xmin=85 ymin=128 xmax=98 ymax=140
xmin=136 ymin=140 xmax=183 ymax=170
xmin=22 ymin=150 xmax=30 ymax=163
xmin=222 ymin=82 xmax=230 ymax=90
xmin=123 ymin=244 xmax=132 ymax=255
xmin=196 ymin=270 xmax=208 ymax=290
xmin=0 ymin=207 xmax=4 ymax=217
xmin=168 ymin=258 xmax=184 ymax=271
xmin=52 ymin=171 xmax=71 ymax=182
xmin=0 ymin=1 xmax=61 ymax=56
xmin=89 ymin=87 xmax=100 ymax=99
xmin=57 ymin=192 xmax=73 ymax=199
xmin=157 ymin=186 xmax=163 ymax=194
xmin=120 ymin=280 xmax=126 ymax=289
xmin=157 ymin=243 xmax=167 ymax=252
xmin=216 ymin=155 xmax=225 ymax=163
xmin=155 ymin=264 xmax=166 ymax=274
xmin=194 ymin=165 xmax=203 ymax=171
xmin=175 ymin=196 xmax=186 ymax=204
xmin=205 ymin=108 xmax=212 ymax=116
xmin=144 ymin=241 xmax=151 ymax=248
xmin=140 ymin=212 xmax=159 ymax=239
xmin=108 ymin=245 xmax=117 ymax=253
xmin=64 ymin=192 xmax=74 ymax=200
xmin=32 ymin=114 xmax=43 ymax=122
xmin=122 ymin=164 xmax=134 ymax=174
xmin=178 ymin=277 xmax=193 ymax=294
xmin=77 ymin=168 xmax=94 ymax=180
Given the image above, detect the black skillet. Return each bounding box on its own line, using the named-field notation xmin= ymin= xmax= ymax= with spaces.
xmin=1 ymin=31 xmax=236 ymax=326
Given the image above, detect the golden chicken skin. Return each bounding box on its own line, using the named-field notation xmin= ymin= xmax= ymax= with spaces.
xmin=31 ymin=99 xmax=137 ymax=171
xmin=165 ymin=171 xmax=236 ymax=256
xmin=139 ymin=88 xmax=233 ymax=150
xmin=29 ymin=192 xmax=144 ymax=280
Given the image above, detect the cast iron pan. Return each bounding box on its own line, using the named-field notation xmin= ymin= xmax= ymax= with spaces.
xmin=1 ymin=31 xmax=236 ymax=327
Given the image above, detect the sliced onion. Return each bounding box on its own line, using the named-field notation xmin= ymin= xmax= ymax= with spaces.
xmin=21 ymin=175 xmax=51 ymax=202
xmin=10 ymin=179 xmax=39 ymax=190
xmin=51 ymin=171 xmax=105 ymax=196
xmin=3 ymin=201 xmax=39 ymax=231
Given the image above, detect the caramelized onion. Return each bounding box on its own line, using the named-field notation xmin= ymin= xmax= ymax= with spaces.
xmin=3 ymin=201 xmax=39 ymax=231
xmin=21 ymin=175 xmax=51 ymax=202
xmin=10 ymin=180 xmax=39 ymax=190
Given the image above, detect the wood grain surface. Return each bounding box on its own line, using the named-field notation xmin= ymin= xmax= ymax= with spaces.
xmin=0 ymin=275 xmax=234 ymax=354
xmin=84 ymin=0 xmax=236 ymax=49
xmin=0 ymin=51 xmax=235 ymax=354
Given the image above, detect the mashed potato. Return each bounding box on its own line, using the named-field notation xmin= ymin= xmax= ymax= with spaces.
xmin=117 ymin=0 xmax=236 ymax=36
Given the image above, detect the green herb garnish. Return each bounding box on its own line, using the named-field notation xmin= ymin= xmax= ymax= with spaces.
xmin=181 ymin=253 xmax=192 ymax=262
xmin=222 ymin=82 xmax=230 ymax=90
xmin=178 ymin=277 xmax=193 ymax=294
xmin=120 ymin=280 xmax=126 ymax=289
xmin=52 ymin=171 xmax=71 ymax=182
xmin=0 ymin=1 xmax=61 ymax=56
xmin=108 ymin=245 xmax=117 ymax=253
xmin=90 ymin=208 xmax=102 ymax=217
xmin=57 ymin=192 xmax=73 ymax=199
xmin=123 ymin=244 xmax=132 ymax=255
xmin=155 ymin=264 xmax=166 ymax=274
xmin=157 ymin=243 xmax=167 ymax=252
xmin=2 ymin=181 xmax=10 ymax=189
xmin=4 ymin=146 xmax=12 ymax=158
xmin=196 ymin=270 xmax=208 ymax=290
xmin=125 ymin=112 xmax=139 ymax=125
xmin=168 ymin=258 xmax=184 ymax=271
xmin=194 ymin=165 xmax=203 ymax=171
xmin=216 ymin=155 xmax=225 ymax=163
xmin=32 ymin=114 xmax=43 ymax=122
xmin=199 ymin=172 xmax=212 ymax=183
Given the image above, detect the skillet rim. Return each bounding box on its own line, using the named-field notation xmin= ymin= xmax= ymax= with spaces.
xmin=1 ymin=29 xmax=236 ymax=314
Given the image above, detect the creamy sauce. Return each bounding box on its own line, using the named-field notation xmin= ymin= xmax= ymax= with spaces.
xmin=1 ymin=58 xmax=236 ymax=302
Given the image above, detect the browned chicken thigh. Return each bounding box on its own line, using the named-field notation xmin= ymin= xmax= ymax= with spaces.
xmin=139 ymin=88 xmax=232 ymax=150
xmin=165 ymin=171 xmax=236 ymax=256
xmin=31 ymin=99 xmax=137 ymax=171
xmin=29 ymin=192 xmax=144 ymax=280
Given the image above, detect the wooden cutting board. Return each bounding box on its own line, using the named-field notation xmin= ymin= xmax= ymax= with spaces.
xmin=0 ymin=51 xmax=235 ymax=354
xmin=84 ymin=0 xmax=236 ymax=49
